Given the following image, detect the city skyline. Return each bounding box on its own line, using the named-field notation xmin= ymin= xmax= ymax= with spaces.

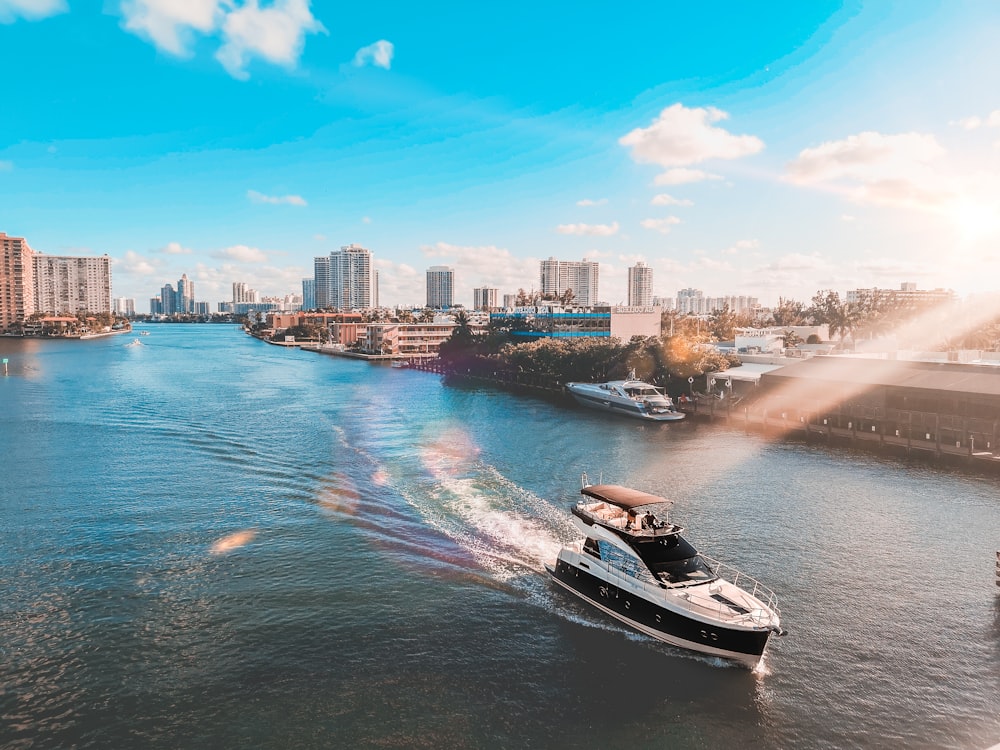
xmin=2 ymin=3 xmax=1000 ymax=308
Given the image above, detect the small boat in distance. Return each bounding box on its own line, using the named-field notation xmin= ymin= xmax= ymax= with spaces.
xmin=140 ymin=330 xmax=150 ymax=336
xmin=547 ymin=476 xmax=784 ymax=668
xmin=125 ymin=338 xmax=143 ymax=347
xmin=565 ymin=372 xmax=685 ymax=422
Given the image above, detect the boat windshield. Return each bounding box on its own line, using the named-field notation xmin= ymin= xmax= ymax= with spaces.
xmin=637 ymin=535 xmax=717 ymax=585
xmin=625 ymin=386 xmax=663 ymax=398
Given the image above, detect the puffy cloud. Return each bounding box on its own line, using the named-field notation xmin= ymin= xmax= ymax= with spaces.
xmin=950 ymin=111 xmax=1000 ymax=130
xmin=724 ymin=239 xmax=758 ymax=255
xmin=159 ymin=241 xmax=193 ymax=255
xmin=120 ymin=0 xmax=223 ymax=56
xmin=116 ymin=250 xmax=160 ymax=276
xmin=576 ymin=198 xmax=608 ymax=207
xmin=247 ymin=189 xmax=307 ymax=206
xmin=216 ymin=0 xmax=326 ymax=80
xmin=620 ymin=104 xmax=764 ymax=178
xmin=786 ymin=130 xmax=952 ymax=211
xmin=640 ymin=217 xmax=681 ymax=234
xmin=650 ymin=193 xmax=693 ymax=207
xmin=119 ymin=0 xmax=324 ymax=79
xmin=786 ymin=131 xmax=944 ymax=184
xmin=555 ymin=221 xmax=619 ymax=236
xmin=653 ymin=168 xmax=722 ymax=186
xmin=0 ymin=0 xmax=66 ymax=23
xmin=352 ymin=39 xmax=394 ymax=69
xmin=215 ymin=244 xmax=268 ymax=263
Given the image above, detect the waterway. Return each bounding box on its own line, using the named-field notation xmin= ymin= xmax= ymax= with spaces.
xmin=1 ymin=325 xmax=998 ymax=749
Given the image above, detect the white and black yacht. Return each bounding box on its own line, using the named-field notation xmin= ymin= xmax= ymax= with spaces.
xmin=547 ymin=478 xmax=784 ymax=668
xmin=565 ymin=374 xmax=685 ymax=422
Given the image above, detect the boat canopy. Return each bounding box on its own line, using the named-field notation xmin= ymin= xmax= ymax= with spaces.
xmin=581 ymin=484 xmax=672 ymax=509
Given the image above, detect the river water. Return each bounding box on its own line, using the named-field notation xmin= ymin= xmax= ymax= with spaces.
xmin=1 ymin=325 xmax=998 ymax=749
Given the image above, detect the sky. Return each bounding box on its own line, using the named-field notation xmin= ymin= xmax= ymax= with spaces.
xmin=2 ymin=1 xmax=1000 ymax=311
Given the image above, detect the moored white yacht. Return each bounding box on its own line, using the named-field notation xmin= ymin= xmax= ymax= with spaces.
xmin=565 ymin=373 xmax=684 ymax=422
xmin=547 ymin=478 xmax=784 ymax=668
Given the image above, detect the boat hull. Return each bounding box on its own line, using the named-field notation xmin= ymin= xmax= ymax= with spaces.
xmin=566 ymin=387 xmax=685 ymax=422
xmin=547 ymin=557 xmax=772 ymax=667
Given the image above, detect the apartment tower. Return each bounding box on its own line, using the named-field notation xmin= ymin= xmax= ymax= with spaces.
xmin=426 ymin=266 xmax=454 ymax=309
xmin=627 ymin=262 xmax=653 ymax=307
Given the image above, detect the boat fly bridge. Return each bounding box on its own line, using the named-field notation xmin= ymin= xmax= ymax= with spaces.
xmin=547 ymin=477 xmax=785 ymax=667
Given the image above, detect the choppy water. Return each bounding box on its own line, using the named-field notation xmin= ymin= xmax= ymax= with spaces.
xmin=1 ymin=325 xmax=998 ymax=749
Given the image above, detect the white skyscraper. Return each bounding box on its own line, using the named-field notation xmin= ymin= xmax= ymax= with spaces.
xmin=473 ymin=287 xmax=499 ymax=310
xmin=628 ymin=262 xmax=653 ymax=307
xmin=426 ymin=266 xmax=454 ymax=308
xmin=539 ymin=257 xmax=599 ymax=306
xmin=315 ymin=244 xmax=375 ymax=310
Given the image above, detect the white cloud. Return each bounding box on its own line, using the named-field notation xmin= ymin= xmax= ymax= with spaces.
xmin=576 ymin=198 xmax=608 ymax=207
xmin=951 ymin=111 xmax=1000 ymax=130
xmin=362 ymin=216 xmax=372 ymax=224
xmin=352 ymin=39 xmax=394 ymax=70
xmin=0 ymin=159 xmax=12 ymax=171
xmin=841 ymin=214 xmax=856 ymax=222
xmin=120 ymin=0 xmax=223 ymax=56
xmin=116 ymin=250 xmax=159 ymax=276
xmin=216 ymin=0 xmax=325 ymax=80
xmin=620 ymin=103 xmax=764 ymax=171
xmin=0 ymin=0 xmax=66 ymax=23
xmin=640 ymin=217 xmax=682 ymax=234
xmin=785 ymin=130 xmax=952 ymax=212
xmin=159 ymin=241 xmax=193 ymax=255
xmin=247 ymin=189 xmax=307 ymax=206
xmin=216 ymin=244 xmax=268 ymax=263
xmin=724 ymin=239 xmax=758 ymax=255
xmin=653 ymin=168 xmax=722 ymax=186
xmin=555 ymin=221 xmax=619 ymax=236
xmin=786 ymin=131 xmax=944 ymax=184
xmin=120 ymin=0 xmax=324 ymax=79
xmin=650 ymin=193 xmax=693 ymax=207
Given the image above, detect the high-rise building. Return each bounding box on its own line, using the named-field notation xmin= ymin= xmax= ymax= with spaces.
xmin=302 ymin=278 xmax=315 ymax=311
xmin=627 ymin=262 xmax=653 ymax=307
xmin=315 ymin=244 xmax=375 ymax=310
xmin=539 ymin=257 xmax=599 ymax=306
xmin=159 ymin=283 xmax=176 ymax=315
xmin=503 ymin=294 xmax=518 ymax=309
xmin=0 ymin=232 xmax=35 ymax=332
xmin=426 ymin=265 xmax=454 ymax=309
xmin=33 ymin=253 xmax=112 ymax=316
xmin=473 ymin=287 xmax=499 ymax=311
xmin=176 ymin=273 xmax=194 ymax=314
xmin=113 ymin=297 xmax=136 ymax=317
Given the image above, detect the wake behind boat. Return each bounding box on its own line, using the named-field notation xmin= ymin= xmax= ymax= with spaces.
xmin=546 ymin=477 xmax=784 ymax=668
xmin=565 ymin=373 xmax=685 ymax=422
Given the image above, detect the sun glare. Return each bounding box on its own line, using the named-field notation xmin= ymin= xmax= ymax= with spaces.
xmin=948 ymin=198 xmax=1000 ymax=241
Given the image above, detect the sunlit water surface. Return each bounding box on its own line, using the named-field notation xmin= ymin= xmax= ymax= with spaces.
xmin=1 ymin=325 xmax=998 ymax=749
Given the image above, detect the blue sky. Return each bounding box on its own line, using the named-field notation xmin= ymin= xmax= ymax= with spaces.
xmin=3 ymin=1 xmax=1000 ymax=311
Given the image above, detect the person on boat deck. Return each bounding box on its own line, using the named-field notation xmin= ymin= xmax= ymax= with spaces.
xmin=641 ymin=511 xmax=655 ymax=529
xmin=626 ymin=511 xmax=636 ymax=528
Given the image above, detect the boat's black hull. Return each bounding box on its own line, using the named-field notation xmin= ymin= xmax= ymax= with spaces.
xmin=548 ymin=558 xmax=771 ymax=665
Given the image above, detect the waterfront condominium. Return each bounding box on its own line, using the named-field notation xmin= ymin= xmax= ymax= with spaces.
xmin=426 ymin=265 xmax=454 ymax=309
xmin=314 ymin=244 xmax=375 ymax=310
xmin=473 ymin=286 xmax=499 ymax=311
xmin=0 ymin=231 xmax=35 ymax=332
xmin=539 ymin=257 xmax=599 ymax=307
xmin=33 ymin=252 xmax=112 ymax=317
xmin=628 ymin=261 xmax=653 ymax=307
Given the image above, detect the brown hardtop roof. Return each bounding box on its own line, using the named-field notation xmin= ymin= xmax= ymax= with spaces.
xmin=581 ymin=484 xmax=671 ymax=509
